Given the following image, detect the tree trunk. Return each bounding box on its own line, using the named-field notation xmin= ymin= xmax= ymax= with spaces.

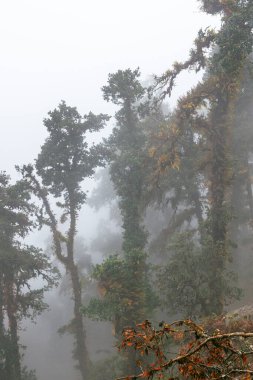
xmin=208 ymin=95 xmax=231 ymax=316
xmin=67 ymin=260 xmax=90 ymax=380
xmin=246 ymin=159 xmax=253 ymax=220
xmin=5 ymin=279 xmax=21 ymax=380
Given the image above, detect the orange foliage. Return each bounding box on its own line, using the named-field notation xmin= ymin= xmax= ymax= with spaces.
xmin=117 ymin=318 xmax=253 ymax=380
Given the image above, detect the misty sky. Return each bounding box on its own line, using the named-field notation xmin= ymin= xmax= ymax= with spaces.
xmin=0 ymin=3 xmax=222 ymax=379
xmin=0 ymin=0 xmax=220 ymax=178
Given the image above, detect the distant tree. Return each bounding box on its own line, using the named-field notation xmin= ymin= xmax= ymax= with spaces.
xmin=18 ymin=101 xmax=109 ymax=380
xmin=0 ymin=172 xmax=59 ymax=380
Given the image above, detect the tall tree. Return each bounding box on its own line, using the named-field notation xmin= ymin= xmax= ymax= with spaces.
xmin=84 ymin=69 xmax=157 ymax=375
xmin=18 ymin=101 xmax=109 ymax=380
xmin=102 ymin=68 xmax=147 ymax=252
xmin=0 ymin=172 xmax=58 ymax=380
xmin=148 ymin=0 xmax=253 ymax=316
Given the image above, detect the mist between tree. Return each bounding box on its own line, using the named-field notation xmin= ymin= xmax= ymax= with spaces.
xmin=2 ymin=1 xmax=253 ymax=380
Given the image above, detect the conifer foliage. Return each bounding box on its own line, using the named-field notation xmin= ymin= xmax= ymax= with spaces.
xmin=83 ymin=69 xmax=157 ymax=373
xmin=18 ymin=101 xmax=109 ymax=380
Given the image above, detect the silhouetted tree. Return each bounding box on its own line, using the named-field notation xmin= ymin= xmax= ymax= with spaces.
xmin=18 ymin=101 xmax=109 ymax=380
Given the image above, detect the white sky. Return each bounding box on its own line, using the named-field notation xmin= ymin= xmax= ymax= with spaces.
xmin=0 ymin=0 xmax=220 ymax=178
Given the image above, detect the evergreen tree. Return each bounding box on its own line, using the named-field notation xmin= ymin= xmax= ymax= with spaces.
xmin=18 ymin=101 xmax=109 ymax=380
xmin=102 ymin=68 xmax=147 ymax=252
xmin=84 ymin=69 xmax=157 ymax=375
xmin=0 ymin=172 xmax=58 ymax=380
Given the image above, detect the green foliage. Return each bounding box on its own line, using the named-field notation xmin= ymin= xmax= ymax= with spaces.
xmin=89 ymin=356 xmax=124 ymax=380
xmin=199 ymin=0 xmax=225 ymax=14
xmin=158 ymin=231 xmax=241 ymax=318
xmin=210 ymin=3 xmax=253 ymax=76
xmin=103 ymin=69 xmax=148 ymax=252
xmin=145 ymin=0 xmax=253 ymax=318
xmin=18 ymin=101 xmax=110 ymax=380
xmin=83 ymin=73 xmax=158 ymax=372
xmin=102 ymin=68 xmax=144 ymax=106
xmin=36 ymin=100 xmax=110 ymax=205
xmin=4 ymin=3 xmax=253 ymax=377
xmin=83 ymin=250 xmax=157 ymax=334
xmin=0 ymin=172 xmax=59 ymax=380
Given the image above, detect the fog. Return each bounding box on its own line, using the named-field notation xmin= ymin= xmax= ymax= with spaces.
xmin=2 ymin=1 xmax=253 ymax=380
xmin=0 ymin=0 xmax=219 ymax=178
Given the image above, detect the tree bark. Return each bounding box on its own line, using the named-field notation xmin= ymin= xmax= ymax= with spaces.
xmin=67 ymin=260 xmax=90 ymax=380
xmin=33 ymin=178 xmax=90 ymax=380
